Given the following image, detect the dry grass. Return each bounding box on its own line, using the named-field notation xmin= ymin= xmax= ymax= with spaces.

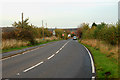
xmin=2 ymin=36 xmax=58 ymax=50
xmin=81 ymin=39 xmax=118 ymax=60
xmin=44 ymin=36 xmax=58 ymax=40
xmin=2 ymin=39 xmax=29 ymax=50
xmin=36 ymin=36 xmax=58 ymax=43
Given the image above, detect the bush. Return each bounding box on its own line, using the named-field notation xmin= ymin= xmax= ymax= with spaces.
xmin=77 ymin=22 xmax=118 ymax=46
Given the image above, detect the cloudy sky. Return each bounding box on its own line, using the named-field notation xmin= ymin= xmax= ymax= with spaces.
xmin=0 ymin=0 xmax=119 ymax=28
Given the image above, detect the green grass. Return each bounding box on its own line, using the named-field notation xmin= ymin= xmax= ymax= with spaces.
xmin=80 ymin=43 xmax=118 ymax=78
xmin=2 ymin=39 xmax=59 ymax=53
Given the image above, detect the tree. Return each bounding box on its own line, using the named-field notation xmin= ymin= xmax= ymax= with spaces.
xmin=76 ymin=27 xmax=82 ymax=39
xmin=55 ymin=29 xmax=68 ymax=39
xmin=80 ymin=23 xmax=89 ymax=39
xmin=92 ymin=22 xmax=97 ymax=27
xmin=81 ymin=23 xmax=89 ymax=32
xmin=12 ymin=18 xmax=37 ymax=45
xmin=91 ymin=22 xmax=97 ymax=29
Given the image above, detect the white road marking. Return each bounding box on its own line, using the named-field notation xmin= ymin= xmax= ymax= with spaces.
xmin=61 ymin=46 xmax=64 ymax=49
xmin=48 ymin=41 xmax=69 ymax=59
xmin=16 ymin=73 xmax=20 ymax=76
xmin=47 ymin=54 xmax=55 ymax=59
xmin=56 ymin=50 xmax=60 ymax=54
xmin=23 ymin=41 xmax=69 ymax=73
xmin=59 ymin=48 xmax=62 ymax=51
xmin=1 ymin=51 xmax=32 ymax=61
xmin=1 ymin=54 xmax=22 ymax=61
xmin=83 ymin=45 xmax=95 ymax=79
xmin=23 ymin=61 xmax=44 ymax=73
xmin=92 ymin=76 xmax=95 ymax=80
xmin=1 ymin=42 xmax=57 ymax=61
xmin=22 ymin=50 xmax=31 ymax=54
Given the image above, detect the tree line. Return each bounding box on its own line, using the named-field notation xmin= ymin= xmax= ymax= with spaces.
xmin=2 ymin=18 xmax=52 ymax=45
xmin=2 ymin=18 xmax=72 ymax=45
xmin=77 ymin=22 xmax=118 ymax=46
xmin=55 ymin=29 xmax=71 ymax=40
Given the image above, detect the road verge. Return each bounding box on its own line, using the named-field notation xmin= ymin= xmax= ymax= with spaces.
xmin=2 ymin=39 xmax=60 ymax=60
xmin=80 ymin=42 xmax=118 ymax=78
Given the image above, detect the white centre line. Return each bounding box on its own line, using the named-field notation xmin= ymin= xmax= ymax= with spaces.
xmin=22 ymin=41 xmax=70 ymax=73
xmin=59 ymin=48 xmax=62 ymax=51
xmin=56 ymin=50 xmax=60 ymax=54
xmin=92 ymin=76 xmax=95 ymax=80
xmin=16 ymin=73 xmax=20 ymax=76
xmin=47 ymin=54 xmax=55 ymax=59
xmin=23 ymin=61 xmax=44 ymax=73
xmin=55 ymin=41 xmax=69 ymax=54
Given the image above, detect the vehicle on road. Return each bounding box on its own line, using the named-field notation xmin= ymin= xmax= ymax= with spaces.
xmin=73 ymin=36 xmax=77 ymax=40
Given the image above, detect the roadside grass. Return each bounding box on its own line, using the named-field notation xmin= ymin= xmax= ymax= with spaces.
xmin=81 ymin=39 xmax=118 ymax=60
xmin=80 ymin=42 xmax=118 ymax=78
xmin=2 ymin=39 xmax=59 ymax=53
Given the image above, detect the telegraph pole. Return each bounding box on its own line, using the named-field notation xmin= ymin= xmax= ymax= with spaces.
xmin=46 ymin=23 xmax=47 ymax=28
xmin=22 ymin=12 xmax=23 ymax=28
xmin=42 ymin=20 xmax=44 ymax=40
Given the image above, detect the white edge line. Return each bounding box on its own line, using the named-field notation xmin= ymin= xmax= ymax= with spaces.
xmin=23 ymin=61 xmax=44 ymax=73
xmin=1 ymin=54 xmax=21 ymax=61
xmin=83 ymin=45 xmax=95 ymax=79
xmin=1 ymin=44 xmax=48 ymax=61
xmin=1 ymin=49 xmax=36 ymax=61
xmin=2 ymin=46 xmax=45 ymax=61
xmin=1 ymin=41 xmax=69 ymax=61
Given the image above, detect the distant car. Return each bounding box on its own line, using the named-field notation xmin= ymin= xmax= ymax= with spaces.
xmin=73 ymin=36 xmax=77 ymax=40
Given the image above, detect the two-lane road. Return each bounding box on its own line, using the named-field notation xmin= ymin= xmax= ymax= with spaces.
xmin=2 ymin=40 xmax=95 ymax=78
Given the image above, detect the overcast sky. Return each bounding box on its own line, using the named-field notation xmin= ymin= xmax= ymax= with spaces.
xmin=0 ymin=0 xmax=119 ymax=28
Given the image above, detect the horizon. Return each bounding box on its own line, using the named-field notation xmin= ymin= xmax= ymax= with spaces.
xmin=0 ymin=0 xmax=119 ymax=28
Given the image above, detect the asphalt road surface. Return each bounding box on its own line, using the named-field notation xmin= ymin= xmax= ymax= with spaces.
xmin=2 ymin=40 xmax=95 ymax=79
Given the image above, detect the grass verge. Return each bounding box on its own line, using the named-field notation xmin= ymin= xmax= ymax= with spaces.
xmin=2 ymin=39 xmax=59 ymax=53
xmin=80 ymin=42 xmax=118 ymax=78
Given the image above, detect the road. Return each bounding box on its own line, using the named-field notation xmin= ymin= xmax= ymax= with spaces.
xmin=2 ymin=40 xmax=95 ymax=79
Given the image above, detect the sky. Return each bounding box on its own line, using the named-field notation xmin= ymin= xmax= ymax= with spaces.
xmin=0 ymin=0 xmax=119 ymax=28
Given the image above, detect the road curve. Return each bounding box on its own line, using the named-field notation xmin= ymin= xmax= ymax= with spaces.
xmin=2 ymin=40 xmax=94 ymax=79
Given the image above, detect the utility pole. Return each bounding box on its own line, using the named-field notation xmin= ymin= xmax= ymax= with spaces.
xmin=46 ymin=23 xmax=47 ymax=28
xmin=42 ymin=20 xmax=44 ymax=40
xmin=22 ymin=12 xmax=23 ymax=28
